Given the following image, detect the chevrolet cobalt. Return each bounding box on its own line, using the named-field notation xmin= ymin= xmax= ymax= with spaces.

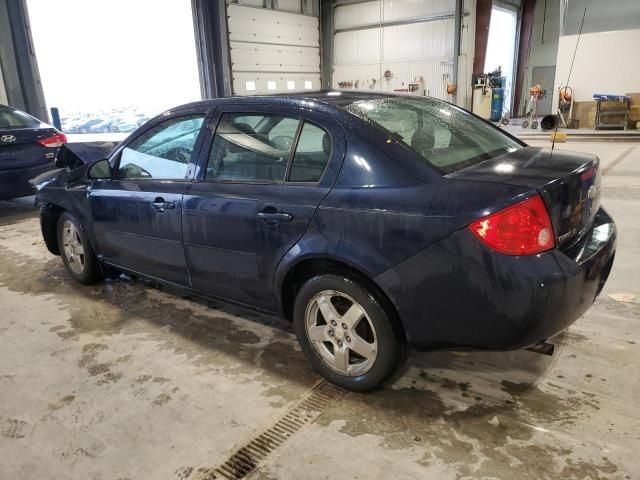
xmin=33 ymin=92 xmax=616 ymax=391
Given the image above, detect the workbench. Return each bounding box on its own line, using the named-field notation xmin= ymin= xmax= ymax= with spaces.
xmin=593 ymin=94 xmax=630 ymax=130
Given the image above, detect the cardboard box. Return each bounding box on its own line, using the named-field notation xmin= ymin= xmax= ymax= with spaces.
xmin=572 ymin=101 xmax=596 ymax=129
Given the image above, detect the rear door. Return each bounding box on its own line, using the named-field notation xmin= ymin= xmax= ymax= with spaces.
xmin=183 ymin=104 xmax=345 ymax=310
xmin=89 ymin=113 xmax=207 ymax=285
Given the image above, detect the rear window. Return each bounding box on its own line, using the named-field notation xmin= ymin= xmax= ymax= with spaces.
xmin=0 ymin=106 xmax=39 ymax=128
xmin=344 ymin=97 xmax=522 ymax=174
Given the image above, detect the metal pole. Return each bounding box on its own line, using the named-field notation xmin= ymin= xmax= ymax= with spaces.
xmin=191 ymin=0 xmax=232 ymax=99
xmin=50 ymin=107 xmax=61 ymax=131
xmin=320 ymin=0 xmax=334 ymax=90
xmin=452 ymin=0 xmax=463 ymax=104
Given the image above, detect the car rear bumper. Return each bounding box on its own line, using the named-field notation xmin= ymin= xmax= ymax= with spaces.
xmin=375 ymin=207 xmax=616 ymax=351
xmin=0 ymin=161 xmax=55 ymax=201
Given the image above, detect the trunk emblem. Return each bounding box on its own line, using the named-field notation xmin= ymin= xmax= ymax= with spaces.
xmin=1 ymin=135 xmax=16 ymax=143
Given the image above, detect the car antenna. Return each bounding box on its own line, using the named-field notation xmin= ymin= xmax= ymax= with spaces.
xmin=551 ymin=7 xmax=586 ymax=155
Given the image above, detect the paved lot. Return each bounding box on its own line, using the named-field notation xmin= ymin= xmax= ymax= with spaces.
xmin=0 ymin=143 xmax=638 ymax=479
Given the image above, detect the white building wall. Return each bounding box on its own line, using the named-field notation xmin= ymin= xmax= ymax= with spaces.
xmin=550 ymin=0 xmax=640 ymax=109
xmin=553 ymin=29 xmax=640 ymax=104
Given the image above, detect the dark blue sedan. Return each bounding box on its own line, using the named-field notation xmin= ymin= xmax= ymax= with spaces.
xmin=0 ymin=104 xmax=66 ymax=201
xmin=32 ymin=92 xmax=616 ymax=391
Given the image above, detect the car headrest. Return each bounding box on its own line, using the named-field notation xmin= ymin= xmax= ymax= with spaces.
xmin=411 ymin=126 xmax=436 ymax=154
xmin=322 ymin=132 xmax=331 ymax=156
xmin=227 ymin=122 xmax=256 ymax=153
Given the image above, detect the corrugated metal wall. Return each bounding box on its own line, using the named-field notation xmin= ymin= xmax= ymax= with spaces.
xmin=332 ymin=0 xmax=475 ymax=106
xmin=228 ymin=3 xmax=321 ymax=95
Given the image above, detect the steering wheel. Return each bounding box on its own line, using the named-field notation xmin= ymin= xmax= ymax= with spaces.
xmin=120 ymin=163 xmax=152 ymax=178
xmin=164 ymin=146 xmax=192 ymax=163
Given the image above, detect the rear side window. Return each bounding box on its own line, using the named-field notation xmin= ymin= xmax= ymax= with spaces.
xmin=207 ymin=113 xmax=300 ymax=182
xmin=118 ymin=115 xmax=205 ymax=180
xmin=345 ymin=97 xmax=522 ymax=173
xmin=289 ymin=122 xmax=331 ymax=183
xmin=0 ymin=106 xmax=39 ymax=128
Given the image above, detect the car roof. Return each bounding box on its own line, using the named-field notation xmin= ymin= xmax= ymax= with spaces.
xmin=174 ymin=90 xmax=405 ymax=112
xmin=273 ymin=90 xmax=401 ymax=106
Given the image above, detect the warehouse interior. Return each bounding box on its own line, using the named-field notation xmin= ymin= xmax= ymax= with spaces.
xmin=1 ymin=0 xmax=639 ymax=479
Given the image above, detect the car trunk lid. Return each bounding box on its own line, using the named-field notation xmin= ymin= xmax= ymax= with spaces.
xmin=446 ymin=146 xmax=601 ymax=248
xmin=0 ymin=126 xmax=58 ymax=170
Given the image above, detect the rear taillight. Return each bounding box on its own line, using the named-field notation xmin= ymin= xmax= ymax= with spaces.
xmin=469 ymin=195 xmax=555 ymax=255
xmin=38 ymin=132 xmax=67 ymax=148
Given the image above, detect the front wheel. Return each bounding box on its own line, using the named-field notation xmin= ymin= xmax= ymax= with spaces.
xmin=293 ymin=274 xmax=406 ymax=392
xmin=57 ymin=212 xmax=103 ymax=285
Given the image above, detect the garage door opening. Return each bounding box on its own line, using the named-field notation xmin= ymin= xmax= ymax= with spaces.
xmin=25 ymin=0 xmax=201 ymax=136
xmin=484 ymin=3 xmax=518 ymax=116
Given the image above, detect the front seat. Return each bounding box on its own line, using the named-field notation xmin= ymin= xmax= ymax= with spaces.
xmin=411 ymin=125 xmax=436 ymax=158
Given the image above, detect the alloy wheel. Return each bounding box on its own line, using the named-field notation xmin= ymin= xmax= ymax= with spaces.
xmin=61 ymin=220 xmax=86 ymax=275
xmin=304 ymin=290 xmax=378 ymax=376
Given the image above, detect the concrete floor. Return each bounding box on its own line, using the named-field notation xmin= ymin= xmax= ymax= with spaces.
xmin=0 ymin=142 xmax=639 ymax=480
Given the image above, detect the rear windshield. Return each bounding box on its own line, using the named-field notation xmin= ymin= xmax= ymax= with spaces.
xmin=344 ymin=97 xmax=522 ymax=173
xmin=0 ymin=105 xmax=39 ymax=128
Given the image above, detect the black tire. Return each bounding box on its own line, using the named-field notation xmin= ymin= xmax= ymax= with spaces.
xmin=293 ymin=274 xmax=406 ymax=392
xmin=531 ymin=121 xmax=539 ymax=129
xmin=57 ymin=211 xmax=103 ymax=285
xmin=522 ymin=119 xmax=530 ymax=129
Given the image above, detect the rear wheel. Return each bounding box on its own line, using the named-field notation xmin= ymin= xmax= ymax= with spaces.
xmin=293 ymin=274 xmax=405 ymax=392
xmin=522 ymin=119 xmax=530 ymax=129
xmin=57 ymin=212 xmax=103 ymax=285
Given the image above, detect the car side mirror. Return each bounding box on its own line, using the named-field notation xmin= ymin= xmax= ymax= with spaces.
xmin=87 ymin=159 xmax=112 ymax=179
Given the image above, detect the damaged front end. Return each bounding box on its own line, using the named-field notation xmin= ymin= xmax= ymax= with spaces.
xmin=30 ymin=141 xmax=119 ymax=195
xmin=30 ymin=141 xmax=119 ymax=255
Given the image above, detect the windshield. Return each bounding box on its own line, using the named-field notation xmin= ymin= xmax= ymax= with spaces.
xmin=344 ymin=97 xmax=522 ymax=174
xmin=0 ymin=105 xmax=40 ymax=128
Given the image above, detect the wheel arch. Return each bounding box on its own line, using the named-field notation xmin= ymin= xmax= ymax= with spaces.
xmin=278 ymin=256 xmax=408 ymax=343
xmin=39 ymin=203 xmax=66 ymax=255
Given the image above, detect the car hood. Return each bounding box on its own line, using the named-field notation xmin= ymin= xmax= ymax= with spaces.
xmin=56 ymin=141 xmax=119 ymax=169
xmin=31 ymin=141 xmax=120 ymax=192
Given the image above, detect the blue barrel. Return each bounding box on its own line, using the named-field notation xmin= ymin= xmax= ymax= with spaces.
xmin=490 ymin=88 xmax=504 ymax=122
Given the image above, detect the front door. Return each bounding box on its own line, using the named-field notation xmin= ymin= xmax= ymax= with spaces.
xmin=90 ymin=113 xmax=207 ymax=285
xmin=183 ymin=107 xmax=344 ymax=309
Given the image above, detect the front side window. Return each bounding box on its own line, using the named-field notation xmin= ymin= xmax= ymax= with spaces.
xmin=289 ymin=122 xmax=331 ymax=183
xmin=345 ymin=97 xmax=521 ymax=174
xmin=207 ymin=113 xmax=300 ymax=182
xmin=118 ymin=114 xmax=205 ymax=179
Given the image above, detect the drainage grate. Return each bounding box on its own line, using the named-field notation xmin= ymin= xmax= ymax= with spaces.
xmin=201 ymin=381 xmax=345 ymax=480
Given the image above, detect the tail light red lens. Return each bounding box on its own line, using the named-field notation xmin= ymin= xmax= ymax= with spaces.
xmin=38 ymin=132 xmax=67 ymax=148
xmin=469 ymin=195 xmax=555 ymax=255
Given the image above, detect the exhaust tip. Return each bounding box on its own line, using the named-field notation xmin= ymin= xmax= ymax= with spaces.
xmin=526 ymin=341 xmax=555 ymax=356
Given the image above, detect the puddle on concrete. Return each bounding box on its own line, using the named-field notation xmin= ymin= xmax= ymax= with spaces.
xmin=0 ymin=235 xmax=317 ymax=396
xmin=315 ymin=379 xmax=619 ymax=479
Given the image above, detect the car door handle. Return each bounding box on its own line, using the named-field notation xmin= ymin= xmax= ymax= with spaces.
xmin=257 ymin=211 xmax=292 ymax=225
xmin=151 ymin=198 xmax=175 ymax=213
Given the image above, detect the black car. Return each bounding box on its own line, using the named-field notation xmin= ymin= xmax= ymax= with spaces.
xmin=32 ymin=92 xmax=616 ymax=391
xmin=0 ymin=104 xmax=66 ymax=201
